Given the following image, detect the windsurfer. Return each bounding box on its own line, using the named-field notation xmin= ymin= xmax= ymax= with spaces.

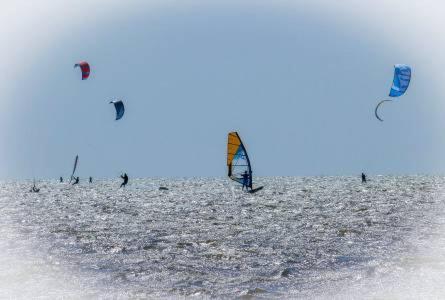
xmin=242 ymin=171 xmax=250 ymax=191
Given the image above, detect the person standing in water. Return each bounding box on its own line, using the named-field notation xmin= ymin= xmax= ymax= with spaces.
xmin=72 ymin=177 xmax=80 ymax=185
xmin=89 ymin=176 xmax=93 ymax=183
xmin=120 ymin=173 xmax=128 ymax=188
xmin=242 ymin=170 xmax=250 ymax=191
xmin=361 ymin=172 xmax=367 ymax=183
xmin=59 ymin=177 xmax=63 ymax=183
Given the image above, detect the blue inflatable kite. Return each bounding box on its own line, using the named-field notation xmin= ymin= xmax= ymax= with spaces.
xmin=375 ymin=65 xmax=411 ymax=121
xmin=389 ymin=64 xmax=411 ymax=97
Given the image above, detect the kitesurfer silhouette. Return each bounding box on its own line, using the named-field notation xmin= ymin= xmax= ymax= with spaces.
xmin=59 ymin=177 xmax=63 ymax=183
xmin=72 ymin=177 xmax=79 ymax=185
xmin=242 ymin=171 xmax=250 ymax=191
xmin=30 ymin=182 xmax=40 ymax=193
xmin=361 ymin=173 xmax=367 ymax=183
xmin=120 ymin=173 xmax=128 ymax=188
xmin=89 ymin=176 xmax=93 ymax=183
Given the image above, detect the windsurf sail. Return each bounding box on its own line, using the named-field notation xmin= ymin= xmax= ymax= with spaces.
xmin=227 ymin=132 xmax=252 ymax=189
xmin=110 ymin=100 xmax=125 ymax=120
xmin=69 ymin=155 xmax=79 ymax=183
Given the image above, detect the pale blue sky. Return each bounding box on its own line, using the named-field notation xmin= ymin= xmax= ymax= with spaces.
xmin=1 ymin=1 xmax=445 ymax=179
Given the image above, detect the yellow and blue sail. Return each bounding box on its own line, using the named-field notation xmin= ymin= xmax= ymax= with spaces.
xmin=227 ymin=132 xmax=252 ymax=188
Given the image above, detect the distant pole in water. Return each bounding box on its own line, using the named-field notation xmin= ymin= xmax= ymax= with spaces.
xmin=361 ymin=173 xmax=367 ymax=183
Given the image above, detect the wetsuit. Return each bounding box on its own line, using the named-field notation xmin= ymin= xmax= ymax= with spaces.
xmin=72 ymin=177 xmax=79 ymax=185
xmin=242 ymin=172 xmax=250 ymax=191
xmin=361 ymin=173 xmax=367 ymax=183
xmin=120 ymin=173 xmax=128 ymax=188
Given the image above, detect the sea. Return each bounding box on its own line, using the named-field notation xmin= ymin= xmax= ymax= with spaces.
xmin=1 ymin=176 xmax=445 ymax=299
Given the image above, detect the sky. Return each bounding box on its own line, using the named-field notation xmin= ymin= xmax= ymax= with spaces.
xmin=1 ymin=0 xmax=445 ymax=179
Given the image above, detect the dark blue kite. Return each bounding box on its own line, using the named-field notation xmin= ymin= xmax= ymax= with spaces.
xmin=110 ymin=100 xmax=125 ymax=120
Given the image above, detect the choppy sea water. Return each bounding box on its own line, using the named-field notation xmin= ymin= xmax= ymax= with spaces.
xmin=1 ymin=176 xmax=445 ymax=299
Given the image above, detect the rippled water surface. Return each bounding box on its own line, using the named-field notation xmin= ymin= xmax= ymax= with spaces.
xmin=1 ymin=176 xmax=445 ymax=298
